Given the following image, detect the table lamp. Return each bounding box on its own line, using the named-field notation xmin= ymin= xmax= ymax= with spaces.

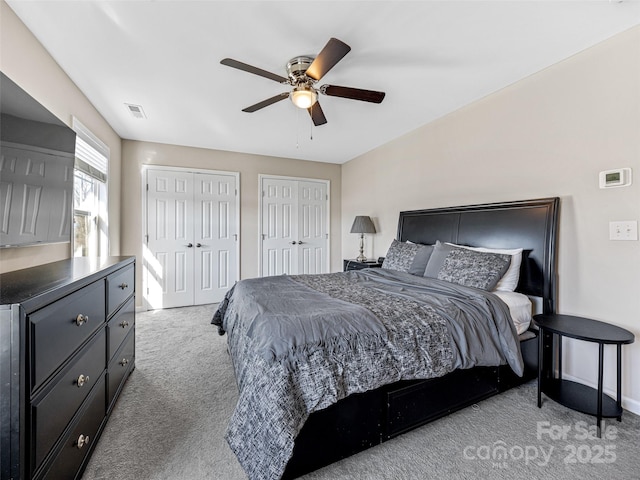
xmin=350 ymin=215 xmax=376 ymax=262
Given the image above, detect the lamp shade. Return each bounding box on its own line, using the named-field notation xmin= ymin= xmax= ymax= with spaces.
xmin=290 ymin=86 xmax=318 ymax=109
xmin=350 ymin=216 xmax=376 ymax=234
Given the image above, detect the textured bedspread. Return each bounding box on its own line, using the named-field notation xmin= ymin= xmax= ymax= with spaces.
xmin=212 ymin=269 xmax=523 ymax=480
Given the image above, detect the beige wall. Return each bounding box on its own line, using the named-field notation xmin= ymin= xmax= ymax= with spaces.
xmin=4 ymin=0 xmax=638 ymax=411
xmin=342 ymin=26 xmax=640 ymax=412
xmin=120 ymin=140 xmax=342 ymax=302
xmin=0 ymin=1 xmax=122 ymax=273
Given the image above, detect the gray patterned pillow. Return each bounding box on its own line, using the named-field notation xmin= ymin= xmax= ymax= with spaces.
xmin=381 ymin=240 xmax=421 ymax=272
xmin=437 ymin=248 xmax=510 ymax=291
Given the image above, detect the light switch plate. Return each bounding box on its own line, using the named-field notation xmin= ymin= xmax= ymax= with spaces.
xmin=609 ymin=221 xmax=638 ymax=241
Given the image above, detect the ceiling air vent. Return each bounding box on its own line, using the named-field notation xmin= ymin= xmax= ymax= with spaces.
xmin=125 ymin=103 xmax=147 ymax=119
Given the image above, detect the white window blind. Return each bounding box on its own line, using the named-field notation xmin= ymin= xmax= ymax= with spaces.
xmin=72 ymin=117 xmax=109 ymax=183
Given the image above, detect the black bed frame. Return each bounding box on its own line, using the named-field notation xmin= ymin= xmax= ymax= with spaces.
xmin=282 ymin=197 xmax=560 ymax=479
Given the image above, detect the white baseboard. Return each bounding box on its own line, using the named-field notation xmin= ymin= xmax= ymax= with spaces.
xmin=561 ymin=372 xmax=640 ymax=416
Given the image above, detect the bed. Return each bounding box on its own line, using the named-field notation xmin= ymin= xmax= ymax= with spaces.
xmin=213 ymin=197 xmax=559 ymax=480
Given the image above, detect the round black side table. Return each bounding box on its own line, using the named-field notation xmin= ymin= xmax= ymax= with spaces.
xmin=534 ymin=313 xmax=635 ymax=438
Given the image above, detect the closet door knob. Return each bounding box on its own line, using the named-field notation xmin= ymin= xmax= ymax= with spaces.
xmin=290 ymin=241 xmax=298 ymax=245
xmin=186 ymin=243 xmax=193 ymax=248
xmin=196 ymin=243 xmax=202 ymax=247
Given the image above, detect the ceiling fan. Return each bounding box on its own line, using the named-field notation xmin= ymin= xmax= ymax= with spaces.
xmin=221 ymin=38 xmax=385 ymax=126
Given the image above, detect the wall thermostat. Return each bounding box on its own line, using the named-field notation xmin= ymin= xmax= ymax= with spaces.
xmin=599 ymin=168 xmax=632 ymax=189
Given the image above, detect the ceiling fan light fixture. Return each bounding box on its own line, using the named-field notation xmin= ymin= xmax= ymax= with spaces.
xmin=290 ymin=86 xmax=317 ymax=109
xmin=221 ymin=38 xmax=385 ymax=125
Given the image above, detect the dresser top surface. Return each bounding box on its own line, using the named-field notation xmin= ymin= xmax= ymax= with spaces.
xmin=0 ymin=256 xmax=134 ymax=312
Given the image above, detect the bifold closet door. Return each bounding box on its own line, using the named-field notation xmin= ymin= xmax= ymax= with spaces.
xmin=261 ymin=177 xmax=327 ymax=277
xmin=297 ymin=180 xmax=327 ymax=275
xmin=192 ymin=173 xmax=237 ymax=305
xmin=147 ymin=169 xmax=237 ymax=308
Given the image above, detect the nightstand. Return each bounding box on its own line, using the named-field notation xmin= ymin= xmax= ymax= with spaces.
xmin=343 ymin=259 xmax=383 ymax=271
xmin=534 ymin=313 xmax=635 ymax=437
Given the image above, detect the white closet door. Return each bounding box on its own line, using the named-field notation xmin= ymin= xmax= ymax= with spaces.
xmin=261 ymin=176 xmax=328 ymax=277
xmin=262 ymin=178 xmax=298 ymax=276
xmin=146 ymin=168 xmax=238 ymax=309
xmin=193 ymin=173 xmax=237 ymax=305
xmin=298 ymin=181 xmax=327 ymax=274
xmin=147 ymin=169 xmax=195 ymax=309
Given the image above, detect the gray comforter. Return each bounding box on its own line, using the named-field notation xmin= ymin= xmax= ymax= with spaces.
xmin=212 ymin=268 xmax=523 ymax=480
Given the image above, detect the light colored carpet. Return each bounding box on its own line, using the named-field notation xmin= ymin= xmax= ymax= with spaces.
xmin=82 ymin=305 xmax=640 ymax=480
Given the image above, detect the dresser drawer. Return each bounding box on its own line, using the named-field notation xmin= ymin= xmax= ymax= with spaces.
xmin=32 ymin=329 xmax=106 ymax=471
xmin=38 ymin=376 xmax=106 ymax=480
xmin=107 ymin=296 xmax=135 ymax=360
xmin=107 ymin=265 xmax=134 ymax=317
xmin=29 ymin=280 xmax=106 ymax=391
xmin=108 ymin=331 xmax=135 ymax=409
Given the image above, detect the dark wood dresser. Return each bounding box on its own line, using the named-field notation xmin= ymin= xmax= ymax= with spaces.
xmin=0 ymin=256 xmax=135 ymax=480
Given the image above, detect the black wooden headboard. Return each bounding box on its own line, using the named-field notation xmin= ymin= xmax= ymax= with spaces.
xmin=397 ymin=198 xmax=559 ymax=314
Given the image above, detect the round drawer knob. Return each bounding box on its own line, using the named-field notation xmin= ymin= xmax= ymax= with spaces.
xmin=76 ymin=374 xmax=89 ymax=388
xmin=119 ymin=283 xmax=128 ymax=290
xmin=75 ymin=314 xmax=88 ymax=326
xmin=119 ymin=358 xmax=129 ymax=367
xmin=119 ymin=321 xmax=129 ymax=328
xmin=76 ymin=434 xmax=90 ymax=449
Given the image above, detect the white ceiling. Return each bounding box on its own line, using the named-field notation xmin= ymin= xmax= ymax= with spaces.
xmin=6 ymin=1 xmax=640 ymax=164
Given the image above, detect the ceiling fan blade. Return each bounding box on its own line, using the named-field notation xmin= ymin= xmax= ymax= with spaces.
xmin=321 ymin=85 xmax=385 ymax=104
xmin=242 ymin=93 xmax=289 ymax=113
xmin=221 ymin=58 xmax=289 ymax=83
xmin=307 ymin=101 xmax=327 ymax=126
xmin=305 ymin=38 xmax=351 ymax=81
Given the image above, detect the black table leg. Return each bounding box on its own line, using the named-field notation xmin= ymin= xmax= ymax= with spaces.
xmin=537 ymin=328 xmax=543 ymax=408
xmin=617 ymin=344 xmax=622 ymax=422
xmin=558 ymin=334 xmax=562 ymax=381
xmin=597 ymin=343 xmax=604 ymax=438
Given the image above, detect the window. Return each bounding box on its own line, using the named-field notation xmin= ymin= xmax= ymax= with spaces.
xmin=72 ymin=118 xmax=109 ymax=257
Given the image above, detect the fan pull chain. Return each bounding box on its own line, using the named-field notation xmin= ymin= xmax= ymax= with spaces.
xmin=309 ymin=105 xmax=313 ymax=141
xmin=296 ymin=107 xmax=300 ymax=149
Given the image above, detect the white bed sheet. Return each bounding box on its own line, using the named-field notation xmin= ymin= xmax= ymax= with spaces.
xmin=494 ymin=291 xmax=532 ymax=335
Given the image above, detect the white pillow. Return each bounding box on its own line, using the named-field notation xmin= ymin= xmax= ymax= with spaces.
xmin=493 ymin=291 xmax=532 ymax=334
xmin=445 ymin=243 xmax=523 ymax=292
